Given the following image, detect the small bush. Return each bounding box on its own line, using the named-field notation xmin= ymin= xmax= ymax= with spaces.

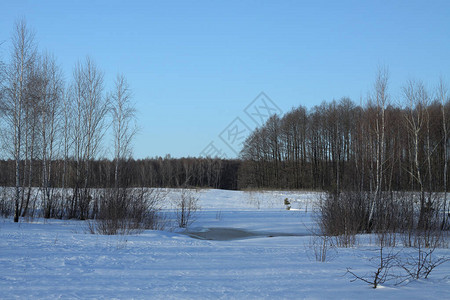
xmin=0 ymin=188 xmax=13 ymax=218
xmin=174 ymin=188 xmax=199 ymax=228
xmin=308 ymin=234 xmax=336 ymax=262
xmin=318 ymin=191 xmax=369 ymax=247
xmin=88 ymin=188 xmax=165 ymax=235
xmin=347 ymin=246 xmax=400 ymax=288
xmin=399 ymin=236 xmax=449 ymax=280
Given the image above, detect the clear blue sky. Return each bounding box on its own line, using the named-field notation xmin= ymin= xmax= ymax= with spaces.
xmin=1 ymin=0 xmax=450 ymax=159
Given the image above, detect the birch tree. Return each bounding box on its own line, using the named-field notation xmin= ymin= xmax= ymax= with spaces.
xmin=110 ymin=74 xmax=135 ymax=189
xmin=403 ymin=80 xmax=429 ymax=229
xmin=70 ymin=57 xmax=108 ymax=219
xmin=367 ymin=67 xmax=389 ymax=229
xmin=38 ymin=53 xmax=64 ymax=218
xmin=1 ymin=20 xmax=37 ymax=222
xmin=20 ymin=53 xmax=41 ymax=217
xmin=438 ymin=78 xmax=449 ymax=228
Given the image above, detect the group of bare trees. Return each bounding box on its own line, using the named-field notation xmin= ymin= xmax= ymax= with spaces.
xmin=240 ymin=69 xmax=449 ymax=231
xmin=0 ymin=20 xmax=235 ymax=228
xmin=0 ymin=21 xmax=66 ymax=221
xmin=0 ymin=20 xmax=137 ymax=222
xmin=239 ymin=72 xmax=449 ymax=194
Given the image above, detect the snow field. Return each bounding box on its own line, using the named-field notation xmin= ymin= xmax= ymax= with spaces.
xmin=0 ymin=189 xmax=449 ymax=299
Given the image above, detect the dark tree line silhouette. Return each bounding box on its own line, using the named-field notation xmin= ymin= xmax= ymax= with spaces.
xmin=239 ymin=71 xmax=449 ymax=230
xmin=0 ymin=157 xmax=240 ymax=190
xmin=239 ymin=92 xmax=449 ymax=193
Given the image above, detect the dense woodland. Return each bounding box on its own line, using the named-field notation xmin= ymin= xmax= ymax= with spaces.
xmin=240 ymin=89 xmax=450 ymax=193
xmin=239 ymin=70 xmax=450 ymax=232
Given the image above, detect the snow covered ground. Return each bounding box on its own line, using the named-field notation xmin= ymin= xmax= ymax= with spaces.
xmin=1 ymin=189 xmax=449 ymax=299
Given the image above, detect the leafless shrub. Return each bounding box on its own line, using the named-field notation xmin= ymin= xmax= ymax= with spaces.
xmin=372 ymin=192 xmax=411 ymax=247
xmin=319 ymin=190 xmax=448 ymax=250
xmin=308 ymin=234 xmax=336 ymax=262
xmin=246 ymin=190 xmax=261 ymax=209
xmin=396 ymin=228 xmax=449 ymax=283
xmin=398 ymin=193 xmax=447 ymax=249
xmin=307 ymin=209 xmax=337 ymax=262
xmin=398 ymin=240 xmax=449 ymax=281
xmin=174 ymin=188 xmax=199 ymax=228
xmin=0 ymin=188 xmax=13 ymax=217
xmin=347 ymin=246 xmax=400 ymax=289
xmin=88 ymin=188 xmax=165 ymax=235
xmin=344 ymin=192 xmax=448 ymax=288
xmin=319 ymin=191 xmax=368 ymax=247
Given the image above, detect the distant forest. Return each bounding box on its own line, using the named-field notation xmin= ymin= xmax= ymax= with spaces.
xmin=240 ymin=84 xmax=450 ymax=193
xmin=0 ymin=158 xmax=241 ymax=190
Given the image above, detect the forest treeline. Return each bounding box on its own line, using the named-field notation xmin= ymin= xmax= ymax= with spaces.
xmin=240 ymin=81 xmax=450 ymax=193
xmin=0 ymin=157 xmax=240 ymax=190
xmin=239 ymin=70 xmax=450 ymax=232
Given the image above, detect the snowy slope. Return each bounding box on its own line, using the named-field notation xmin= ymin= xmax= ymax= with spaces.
xmin=0 ymin=189 xmax=449 ymax=299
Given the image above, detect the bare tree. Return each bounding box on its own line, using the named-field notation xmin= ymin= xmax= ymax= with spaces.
xmin=20 ymin=52 xmax=41 ymax=218
xmin=367 ymin=67 xmax=389 ymax=229
xmin=403 ymin=80 xmax=429 ymax=229
xmin=91 ymin=73 xmax=137 ymax=232
xmin=37 ymin=53 xmax=64 ymax=218
xmin=1 ymin=19 xmax=37 ymax=222
xmin=438 ymin=78 xmax=449 ymax=229
xmin=174 ymin=188 xmax=199 ymax=228
xmin=0 ymin=42 xmax=5 ymax=153
xmin=110 ymin=74 xmax=136 ymax=189
xmin=59 ymin=88 xmax=72 ymax=218
xmin=70 ymin=57 xmax=108 ymax=219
